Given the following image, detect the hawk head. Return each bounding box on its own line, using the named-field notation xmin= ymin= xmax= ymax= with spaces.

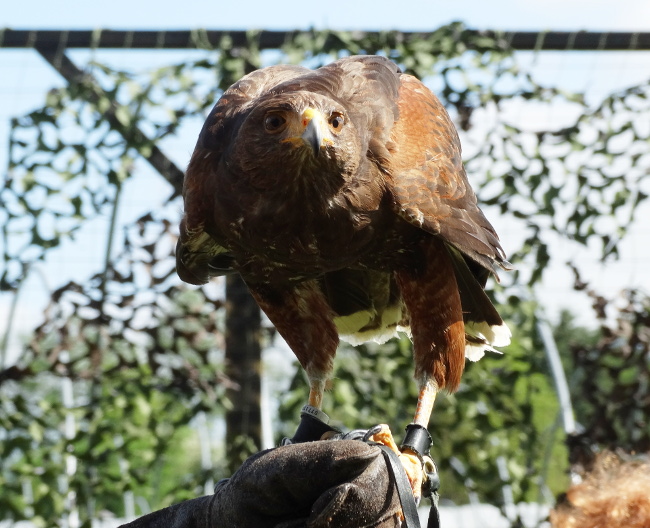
xmin=225 ymin=93 xmax=363 ymax=193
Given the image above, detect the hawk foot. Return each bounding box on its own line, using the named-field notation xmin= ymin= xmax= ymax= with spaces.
xmin=367 ymin=423 xmax=426 ymax=503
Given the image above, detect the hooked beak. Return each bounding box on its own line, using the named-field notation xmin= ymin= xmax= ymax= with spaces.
xmin=301 ymin=108 xmax=327 ymax=157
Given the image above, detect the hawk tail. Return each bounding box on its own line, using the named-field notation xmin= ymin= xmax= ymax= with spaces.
xmin=446 ymin=244 xmax=511 ymax=361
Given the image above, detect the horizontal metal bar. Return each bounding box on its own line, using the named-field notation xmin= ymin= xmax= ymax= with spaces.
xmin=2 ymin=28 xmax=650 ymax=51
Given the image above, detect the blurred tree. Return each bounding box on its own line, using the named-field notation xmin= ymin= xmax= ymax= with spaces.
xmin=224 ymin=275 xmax=262 ymax=474
xmin=564 ymin=267 xmax=650 ymax=462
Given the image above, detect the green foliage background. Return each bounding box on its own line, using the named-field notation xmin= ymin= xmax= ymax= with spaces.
xmin=1 ymin=24 xmax=649 ymax=526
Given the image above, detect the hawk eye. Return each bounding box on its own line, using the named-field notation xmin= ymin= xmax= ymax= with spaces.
xmin=329 ymin=113 xmax=344 ymax=131
xmin=264 ymin=113 xmax=287 ymax=132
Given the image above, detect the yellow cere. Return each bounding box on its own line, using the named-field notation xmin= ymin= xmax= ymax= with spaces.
xmin=301 ymin=107 xmax=319 ymax=124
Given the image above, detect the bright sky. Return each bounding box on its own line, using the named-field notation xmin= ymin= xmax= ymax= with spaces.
xmin=1 ymin=1 xmax=650 ymax=366
xmin=2 ymin=0 xmax=650 ymax=32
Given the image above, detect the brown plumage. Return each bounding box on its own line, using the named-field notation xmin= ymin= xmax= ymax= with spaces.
xmin=176 ymin=55 xmax=510 ymax=435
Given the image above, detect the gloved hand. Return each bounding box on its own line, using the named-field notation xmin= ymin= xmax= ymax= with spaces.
xmin=120 ymin=439 xmax=403 ymax=528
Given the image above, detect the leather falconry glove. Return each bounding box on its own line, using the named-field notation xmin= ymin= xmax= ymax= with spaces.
xmin=119 ymin=439 xmax=403 ymax=528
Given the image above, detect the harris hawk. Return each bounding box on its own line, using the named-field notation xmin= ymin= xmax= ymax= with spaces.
xmin=176 ymin=54 xmax=510 ymax=492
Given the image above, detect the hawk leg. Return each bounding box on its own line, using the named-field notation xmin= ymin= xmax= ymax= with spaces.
xmin=396 ymin=236 xmax=465 ymax=424
xmin=392 ymin=236 xmax=466 ymax=495
xmin=307 ymin=378 xmax=327 ymax=409
xmin=249 ymin=280 xmax=339 ymax=412
xmin=413 ymin=378 xmax=439 ymax=428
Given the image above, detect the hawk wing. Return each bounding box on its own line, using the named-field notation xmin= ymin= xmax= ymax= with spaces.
xmin=383 ymin=73 xmax=511 ymax=357
xmin=387 ymin=74 xmax=508 ymax=276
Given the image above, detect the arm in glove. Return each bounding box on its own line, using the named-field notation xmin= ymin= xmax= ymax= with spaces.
xmin=120 ymin=439 xmax=402 ymax=528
